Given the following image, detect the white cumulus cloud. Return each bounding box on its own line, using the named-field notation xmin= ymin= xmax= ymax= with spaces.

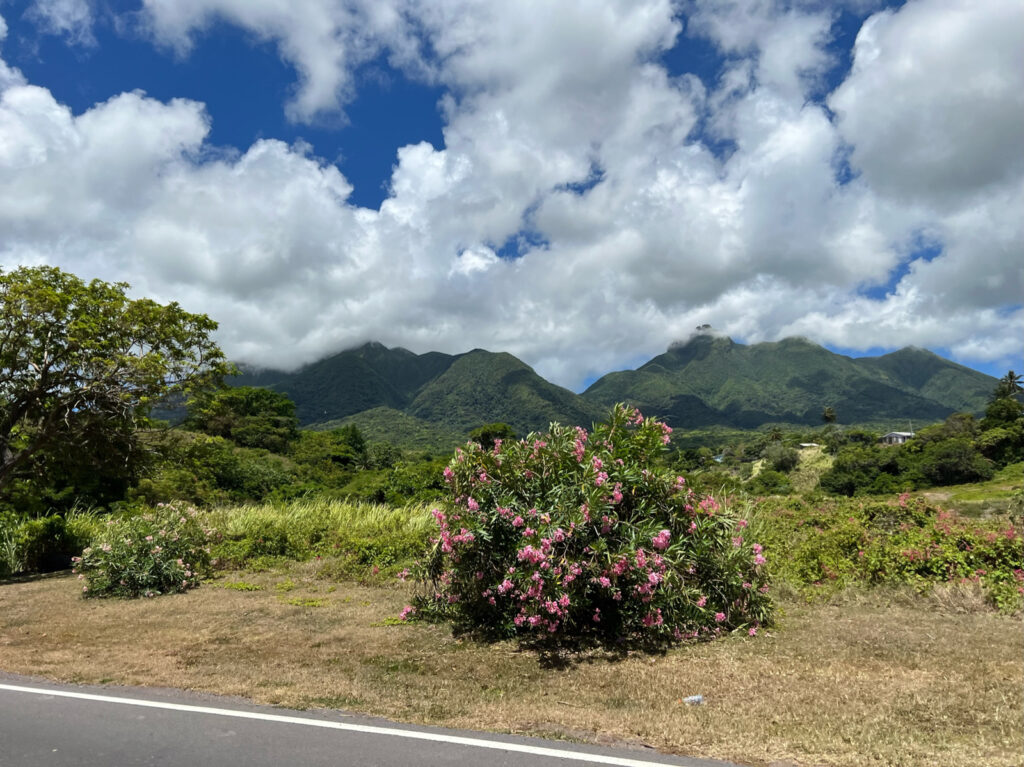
xmin=0 ymin=0 xmax=1021 ymax=389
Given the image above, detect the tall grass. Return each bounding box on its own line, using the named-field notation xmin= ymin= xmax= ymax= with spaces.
xmin=0 ymin=524 xmax=19 ymax=577
xmin=202 ymin=499 xmax=434 ymax=573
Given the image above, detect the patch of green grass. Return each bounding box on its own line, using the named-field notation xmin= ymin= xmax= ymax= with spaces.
xmin=790 ymin=445 xmax=833 ymax=494
xmin=279 ymin=596 xmax=325 ymax=607
xmin=274 ymin=579 xmax=296 ymax=592
xmin=221 ymin=581 xmax=263 ymax=591
xmin=369 ymin=616 xmax=406 ymax=627
xmin=946 ymin=462 xmax=1022 ymax=503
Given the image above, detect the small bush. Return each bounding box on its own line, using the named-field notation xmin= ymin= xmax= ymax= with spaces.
xmin=749 ymin=468 xmax=792 ymax=496
xmin=0 ymin=508 xmax=102 ymax=576
xmin=407 ymin=405 xmax=773 ymax=644
xmin=15 ymin=515 xmax=81 ymax=573
xmin=762 ymin=443 xmax=799 ymax=473
xmin=75 ymin=503 xmax=213 ymax=598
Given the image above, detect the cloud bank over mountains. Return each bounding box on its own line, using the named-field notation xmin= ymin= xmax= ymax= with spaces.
xmin=1 ymin=0 xmax=1021 ymax=388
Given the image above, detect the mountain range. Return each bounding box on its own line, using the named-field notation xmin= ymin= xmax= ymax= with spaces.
xmin=232 ymin=334 xmax=998 ymax=447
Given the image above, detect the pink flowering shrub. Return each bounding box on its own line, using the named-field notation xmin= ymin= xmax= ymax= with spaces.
xmin=407 ymin=405 xmax=772 ymax=643
xmin=74 ymin=502 xmax=214 ymax=598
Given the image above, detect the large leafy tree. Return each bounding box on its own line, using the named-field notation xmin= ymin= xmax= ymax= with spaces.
xmin=186 ymin=386 xmax=299 ymax=453
xmin=0 ymin=266 xmax=230 ymax=503
xmin=467 ymin=421 xmax=516 ymax=450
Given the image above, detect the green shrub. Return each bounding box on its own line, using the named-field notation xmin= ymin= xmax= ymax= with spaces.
xmin=749 ymin=468 xmax=792 ymax=496
xmin=185 ymin=386 xmax=299 ymax=453
xmin=15 ymin=515 xmax=84 ymax=573
xmin=407 ymin=405 xmax=773 ymax=644
xmin=74 ymin=503 xmax=213 ymax=598
xmin=762 ymin=443 xmax=799 ymax=473
xmin=0 ymin=508 xmax=102 ymax=576
xmin=755 ymin=495 xmax=1023 ymax=612
xmin=917 ymin=438 xmax=994 ymax=486
xmin=132 ymin=434 xmax=295 ymax=507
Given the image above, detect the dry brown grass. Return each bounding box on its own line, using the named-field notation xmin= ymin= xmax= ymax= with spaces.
xmin=2 ymin=565 xmax=1021 ymax=767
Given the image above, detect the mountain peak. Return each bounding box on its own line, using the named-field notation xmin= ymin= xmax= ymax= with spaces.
xmin=668 ymin=329 xmax=732 ymax=352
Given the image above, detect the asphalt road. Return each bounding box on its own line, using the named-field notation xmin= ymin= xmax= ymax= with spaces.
xmin=0 ymin=673 xmax=737 ymax=767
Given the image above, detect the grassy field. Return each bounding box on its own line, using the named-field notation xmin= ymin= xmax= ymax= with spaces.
xmin=919 ymin=462 xmax=1023 ymax=516
xmin=1 ymin=562 xmax=1021 ymax=767
xmin=789 ymin=445 xmax=833 ymax=494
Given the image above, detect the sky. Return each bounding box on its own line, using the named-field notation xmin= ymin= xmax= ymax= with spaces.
xmin=0 ymin=0 xmax=1021 ymax=391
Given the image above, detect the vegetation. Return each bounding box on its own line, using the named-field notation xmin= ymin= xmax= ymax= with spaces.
xmin=819 ymin=392 xmax=1023 ymax=496
xmin=466 ymin=421 xmax=516 ymax=449
xmin=2 ymin=264 xmax=1021 ymax=766
xmin=409 ymin=405 xmax=773 ymax=643
xmin=224 ymin=334 xmax=1002 ymax=445
xmin=0 ymin=506 xmax=102 ymax=577
xmin=204 ymin=499 xmax=432 ymax=576
xmin=235 ymin=342 xmax=598 ymax=437
xmin=583 ymin=334 xmax=995 ymax=429
xmin=314 ymin=406 xmax=462 ymax=453
xmin=185 ymin=386 xmax=299 ymax=453
xmin=404 ymin=350 xmax=599 ymax=435
xmin=0 ymin=265 xmax=229 ymax=514
xmin=754 ymin=495 xmax=1022 ymax=613
xmin=74 ymin=502 xmax=213 ymax=598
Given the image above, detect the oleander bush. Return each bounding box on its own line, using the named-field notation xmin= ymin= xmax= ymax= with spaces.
xmin=406 ymin=405 xmax=773 ymax=644
xmin=74 ymin=502 xmax=214 ymax=598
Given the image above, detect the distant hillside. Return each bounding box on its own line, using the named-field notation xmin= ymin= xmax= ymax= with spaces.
xmin=235 ymin=343 xmax=599 ymax=444
xmin=407 ymin=350 xmax=602 ymax=435
xmin=582 ymin=334 xmax=996 ymax=429
xmin=856 ymin=347 xmax=995 ymax=414
xmin=230 ymin=336 xmax=999 ymax=449
xmin=309 ymin=407 xmax=463 ymax=454
xmin=235 ymin=342 xmax=457 ymax=424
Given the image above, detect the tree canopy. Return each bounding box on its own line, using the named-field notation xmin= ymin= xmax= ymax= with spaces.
xmin=467 ymin=421 xmax=516 ymax=449
xmin=186 ymin=386 xmax=299 ymax=453
xmin=0 ymin=265 xmax=230 ymax=503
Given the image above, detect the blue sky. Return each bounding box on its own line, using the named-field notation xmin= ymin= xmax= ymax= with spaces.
xmin=0 ymin=0 xmax=1020 ymax=387
xmin=2 ymin=5 xmax=447 ymax=209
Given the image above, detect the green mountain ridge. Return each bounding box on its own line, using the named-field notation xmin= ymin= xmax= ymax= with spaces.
xmin=582 ymin=335 xmax=994 ymax=429
xmin=232 ymin=336 xmax=999 ymax=447
xmin=406 ymin=350 xmax=601 ymax=434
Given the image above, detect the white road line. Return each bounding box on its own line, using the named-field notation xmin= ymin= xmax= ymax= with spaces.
xmin=0 ymin=683 xmax=692 ymax=767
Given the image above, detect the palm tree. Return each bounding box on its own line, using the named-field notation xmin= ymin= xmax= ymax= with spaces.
xmin=993 ymin=370 xmax=1023 ymax=400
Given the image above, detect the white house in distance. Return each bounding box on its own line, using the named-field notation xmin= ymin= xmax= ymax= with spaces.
xmin=880 ymin=431 xmax=915 ymax=446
